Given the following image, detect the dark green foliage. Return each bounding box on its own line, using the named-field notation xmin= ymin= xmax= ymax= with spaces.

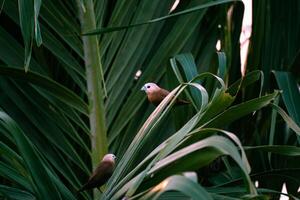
xmin=0 ymin=0 xmax=299 ymax=199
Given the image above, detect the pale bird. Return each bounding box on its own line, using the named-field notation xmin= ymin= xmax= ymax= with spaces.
xmin=141 ymin=83 xmax=189 ymax=106
xmin=78 ymin=154 xmax=116 ymax=192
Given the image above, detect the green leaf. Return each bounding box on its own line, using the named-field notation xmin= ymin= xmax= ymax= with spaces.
xmin=0 ymin=111 xmax=60 ymax=199
xmin=148 ymin=136 xmax=255 ymax=193
xmin=111 ymin=135 xmax=256 ymax=199
xmin=0 ymin=185 xmax=36 ymax=200
xmin=0 ymin=161 xmax=33 ymax=191
xmin=18 ymin=0 xmax=34 ymax=71
xmin=0 ymin=80 xmax=89 ymax=174
xmin=170 ymin=53 xmax=203 ymax=109
xmin=78 ymin=0 xmax=86 ymax=12
xmin=142 ymin=175 xmax=213 ymax=200
xmin=0 ymin=0 xmax=5 ymax=15
xmin=108 ymin=85 xmax=183 ymax=195
xmin=271 ymin=103 xmax=300 ymax=136
xmin=0 ymin=66 xmax=88 ymax=115
xmin=33 ymin=0 xmax=42 ymax=46
xmin=268 ymin=96 xmax=279 ymax=164
xmin=244 ymin=145 xmax=300 ymax=156
xmin=227 ymin=70 xmax=262 ymax=96
xmin=204 ymin=92 xmax=279 ymax=128
xmin=123 ymin=79 xmax=216 ymax=197
xmin=216 ymin=51 xmax=227 ymax=80
xmin=83 ymin=0 xmax=240 ymax=35
xmin=273 ymin=71 xmax=300 ymax=126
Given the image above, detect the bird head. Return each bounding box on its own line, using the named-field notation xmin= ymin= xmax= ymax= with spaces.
xmin=141 ymin=83 xmax=160 ymax=94
xmin=102 ymin=154 xmax=116 ymax=163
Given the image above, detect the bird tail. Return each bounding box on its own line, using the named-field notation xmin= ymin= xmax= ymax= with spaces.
xmin=176 ymin=99 xmax=190 ymax=105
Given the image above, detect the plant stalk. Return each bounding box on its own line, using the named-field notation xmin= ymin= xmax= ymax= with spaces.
xmin=77 ymin=0 xmax=108 ymax=167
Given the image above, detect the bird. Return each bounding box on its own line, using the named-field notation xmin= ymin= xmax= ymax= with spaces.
xmin=78 ymin=154 xmax=116 ymax=192
xmin=141 ymin=83 xmax=189 ymax=106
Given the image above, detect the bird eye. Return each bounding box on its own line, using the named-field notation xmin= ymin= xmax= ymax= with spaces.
xmin=147 ymin=85 xmax=150 ymax=88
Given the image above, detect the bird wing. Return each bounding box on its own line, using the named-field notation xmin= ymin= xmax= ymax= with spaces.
xmin=160 ymin=88 xmax=171 ymax=97
xmin=160 ymin=88 xmax=189 ymax=105
xmin=147 ymin=88 xmax=189 ymax=106
xmin=79 ymin=161 xmax=114 ymax=191
xmin=148 ymin=88 xmax=170 ymax=105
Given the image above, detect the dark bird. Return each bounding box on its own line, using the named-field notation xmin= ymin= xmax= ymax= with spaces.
xmin=141 ymin=83 xmax=189 ymax=106
xmin=78 ymin=154 xmax=116 ymax=192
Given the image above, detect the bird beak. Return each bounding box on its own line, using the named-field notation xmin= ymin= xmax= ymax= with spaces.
xmin=141 ymin=86 xmax=146 ymax=91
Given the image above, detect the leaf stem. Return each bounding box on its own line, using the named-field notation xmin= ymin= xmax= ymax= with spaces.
xmin=77 ymin=0 xmax=108 ymax=167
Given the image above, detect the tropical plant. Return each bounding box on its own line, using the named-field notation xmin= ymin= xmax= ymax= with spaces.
xmin=229 ymin=0 xmax=300 ymax=197
xmin=0 ymin=0 xmax=299 ymax=200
